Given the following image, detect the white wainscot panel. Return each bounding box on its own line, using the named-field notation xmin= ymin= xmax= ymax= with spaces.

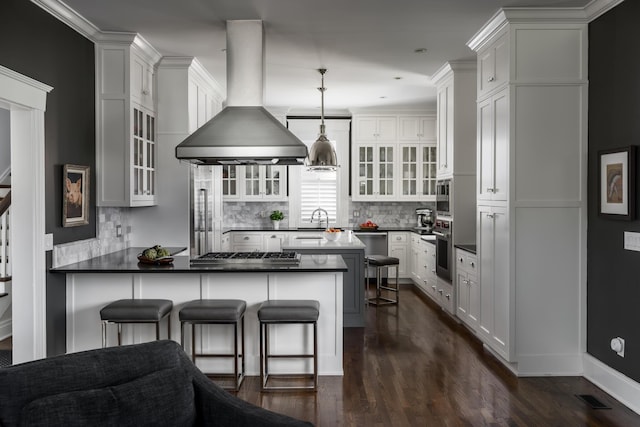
xmin=194 ymin=273 xmax=269 ymax=375
xmin=268 ymin=272 xmax=343 ymax=376
xmin=67 ymin=274 xmax=135 ymax=353
xmin=515 ymin=207 xmax=583 ymax=375
xmin=136 ymin=273 xmax=202 ymax=345
xmin=515 ymin=85 xmax=584 ymax=202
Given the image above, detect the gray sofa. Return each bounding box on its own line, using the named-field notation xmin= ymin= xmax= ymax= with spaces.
xmin=0 ymin=340 xmax=313 ymax=426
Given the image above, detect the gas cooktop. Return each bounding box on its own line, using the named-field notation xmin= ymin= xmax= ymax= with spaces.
xmin=190 ymin=251 xmax=301 ymax=265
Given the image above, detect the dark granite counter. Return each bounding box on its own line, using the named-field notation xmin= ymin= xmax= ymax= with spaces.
xmin=223 ymin=227 xmax=433 ymax=235
xmin=455 ymin=244 xmax=477 ymax=254
xmin=50 ymin=247 xmax=348 ymax=274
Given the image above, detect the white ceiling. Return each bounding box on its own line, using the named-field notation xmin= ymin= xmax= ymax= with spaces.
xmin=62 ymin=0 xmax=591 ymax=111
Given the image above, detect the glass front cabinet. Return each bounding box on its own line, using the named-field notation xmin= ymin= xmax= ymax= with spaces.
xmin=222 ymin=165 xmax=287 ymax=201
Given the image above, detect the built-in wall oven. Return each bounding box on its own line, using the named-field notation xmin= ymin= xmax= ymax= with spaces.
xmin=433 ymin=217 xmax=452 ymax=282
xmin=435 ymin=179 xmax=451 ymax=218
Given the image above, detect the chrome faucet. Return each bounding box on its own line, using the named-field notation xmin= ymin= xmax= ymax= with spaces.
xmin=310 ymin=208 xmax=329 ymax=229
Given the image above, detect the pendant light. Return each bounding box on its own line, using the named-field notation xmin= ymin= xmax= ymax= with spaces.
xmin=307 ymin=68 xmax=338 ymax=171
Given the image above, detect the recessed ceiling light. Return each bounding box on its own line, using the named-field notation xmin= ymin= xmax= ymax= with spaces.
xmin=414 ymin=48 xmax=428 ymax=54
xmin=394 ymin=76 xmax=403 ymax=80
xmin=380 ymin=96 xmax=387 ymax=99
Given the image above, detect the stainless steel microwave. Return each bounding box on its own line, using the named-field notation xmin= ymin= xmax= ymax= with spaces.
xmin=435 ymin=179 xmax=451 ymax=216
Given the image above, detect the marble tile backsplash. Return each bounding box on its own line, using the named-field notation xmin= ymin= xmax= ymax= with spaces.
xmin=224 ymin=201 xmax=289 ymax=229
xmin=224 ymin=200 xmax=434 ymax=229
xmin=53 ymin=207 xmax=131 ymax=267
xmin=348 ymin=202 xmax=434 ymax=228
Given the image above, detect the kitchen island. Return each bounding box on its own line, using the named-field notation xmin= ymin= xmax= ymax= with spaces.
xmin=51 ymin=248 xmax=347 ymax=376
xmin=282 ymin=233 xmax=366 ymax=327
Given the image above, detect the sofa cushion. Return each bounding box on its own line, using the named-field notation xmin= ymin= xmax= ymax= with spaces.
xmin=19 ymin=366 xmax=195 ymax=427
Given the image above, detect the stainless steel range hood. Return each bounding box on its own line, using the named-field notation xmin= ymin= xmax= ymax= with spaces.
xmin=175 ymin=20 xmax=308 ymax=165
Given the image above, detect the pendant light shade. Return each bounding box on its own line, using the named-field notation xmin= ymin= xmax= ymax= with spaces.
xmin=307 ymin=69 xmax=338 ymax=171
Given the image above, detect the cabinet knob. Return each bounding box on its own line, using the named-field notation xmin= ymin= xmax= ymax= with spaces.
xmin=432 ymin=285 xmax=437 ymax=290
xmin=438 ymin=289 xmax=443 ymax=295
xmin=470 ymin=262 xmax=475 ymax=267
xmin=142 ymin=89 xmax=150 ymax=95
xmin=431 ymin=269 xmax=436 ymax=273
xmin=396 ymin=236 xmax=401 ymax=240
xmin=486 ymin=188 xmax=494 ymax=193
xmin=243 ymin=236 xmax=250 ymax=240
xmin=446 ymin=294 xmax=451 ymax=300
xmin=488 ymin=76 xmax=495 ymax=82
xmin=459 ymin=257 xmax=464 ymax=263
xmin=271 ymin=235 xmax=277 ymax=238
xmin=486 ymin=213 xmax=495 ymax=219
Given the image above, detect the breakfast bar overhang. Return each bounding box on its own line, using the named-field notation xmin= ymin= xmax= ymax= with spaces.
xmin=51 ymin=249 xmax=346 ymax=376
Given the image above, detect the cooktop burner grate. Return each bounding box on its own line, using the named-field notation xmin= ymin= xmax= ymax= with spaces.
xmin=191 ymin=251 xmax=301 ymax=265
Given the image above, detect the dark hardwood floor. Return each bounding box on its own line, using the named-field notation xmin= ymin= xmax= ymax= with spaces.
xmin=234 ymin=287 xmax=640 ymax=426
xmin=0 ymin=290 xmax=638 ymax=426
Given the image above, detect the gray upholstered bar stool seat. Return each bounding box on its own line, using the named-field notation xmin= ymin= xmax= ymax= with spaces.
xmin=179 ymin=299 xmax=246 ymax=391
xmin=100 ymin=299 xmax=173 ymax=347
xmin=258 ymin=300 xmax=319 ymax=392
xmin=365 ymin=255 xmax=400 ymax=306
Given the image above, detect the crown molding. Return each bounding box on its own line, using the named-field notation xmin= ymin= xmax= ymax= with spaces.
xmin=467 ymin=1 xmax=625 ymax=51
xmin=30 ymin=0 xmax=100 ymax=41
xmin=430 ymin=60 xmax=476 ymax=87
xmin=584 ymin=0 xmax=625 ymax=21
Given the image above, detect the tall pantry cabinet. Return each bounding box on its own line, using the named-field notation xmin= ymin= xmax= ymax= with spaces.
xmin=467 ymin=9 xmax=587 ymax=374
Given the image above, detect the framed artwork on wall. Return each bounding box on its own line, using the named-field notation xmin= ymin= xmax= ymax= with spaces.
xmin=63 ymin=164 xmax=90 ymax=227
xmin=598 ymin=146 xmax=636 ymax=220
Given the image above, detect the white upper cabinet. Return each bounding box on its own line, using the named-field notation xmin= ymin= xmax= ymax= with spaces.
xmin=354 ymin=116 xmax=397 ymax=141
xmin=431 ymin=61 xmax=477 ymax=180
xmin=352 ymin=114 xmax=436 ymax=201
xmin=477 ymin=32 xmax=509 ymax=98
xmin=242 ymin=165 xmax=287 ymax=201
xmin=96 ymin=35 xmax=162 ymax=207
xmin=352 ymin=143 xmax=396 ymax=200
xmin=398 ymin=116 xmax=436 ymax=141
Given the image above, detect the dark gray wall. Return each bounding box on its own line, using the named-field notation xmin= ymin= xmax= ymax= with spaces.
xmin=0 ymin=0 xmax=95 ymax=355
xmin=588 ymin=0 xmax=640 ymax=383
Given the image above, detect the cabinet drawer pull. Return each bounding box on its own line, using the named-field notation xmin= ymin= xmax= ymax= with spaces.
xmin=243 ymin=236 xmax=250 ymax=240
xmin=438 ymin=289 xmax=443 ymax=295
xmin=431 ymin=285 xmax=437 ymax=290
xmin=486 ymin=213 xmax=495 ymax=219
xmin=446 ymin=294 xmax=451 ymax=300
xmin=459 ymin=257 xmax=464 ymax=263
xmin=486 ymin=187 xmax=494 ymax=193
xmin=470 ymin=262 xmax=475 ymax=268
xmin=396 ymin=236 xmax=401 ymax=240
xmin=488 ymin=76 xmax=495 ymax=82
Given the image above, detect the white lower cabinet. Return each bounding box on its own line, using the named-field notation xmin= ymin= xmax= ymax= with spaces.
xmin=263 ymin=233 xmax=285 ymax=252
xmin=388 ymin=232 xmax=410 ymax=278
xmin=455 ymin=248 xmax=479 ymax=330
xmin=410 ymin=235 xmax=439 ymax=304
xmin=230 ymin=232 xmax=263 ymax=252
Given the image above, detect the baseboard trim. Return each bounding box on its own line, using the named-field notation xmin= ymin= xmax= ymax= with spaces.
xmin=0 ymin=318 xmax=12 ymax=341
xmin=583 ymin=353 xmax=640 ymax=415
xmin=516 ymin=353 xmax=583 ymax=377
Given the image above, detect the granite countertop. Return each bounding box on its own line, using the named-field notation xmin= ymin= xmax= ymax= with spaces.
xmin=281 ymin=234 xmax=365 ymax=251
xmin=50 ymin=247 xmax=348 ymax=274
xmin=224 ymin=226 xmax=432 ymax=235
xmin=455 ymin=244 xmax=477 ymax=254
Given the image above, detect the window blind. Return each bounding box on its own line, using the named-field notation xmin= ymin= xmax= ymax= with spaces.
xmin=299 ymin=169 xmax=337 ymax=224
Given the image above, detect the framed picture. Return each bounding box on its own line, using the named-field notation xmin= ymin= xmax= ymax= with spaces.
xmin=599 ymin=146 xmax=636 ymax=220
xmin=63 ymin=164 xmax=90 ymax=227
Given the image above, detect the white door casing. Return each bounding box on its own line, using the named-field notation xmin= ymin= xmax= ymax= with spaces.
xmin=0 ymin=64 xmax=52 ymax=363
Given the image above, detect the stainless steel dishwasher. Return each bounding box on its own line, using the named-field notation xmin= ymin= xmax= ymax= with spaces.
xmin=354 ymin=231 xmax=388 ymax=281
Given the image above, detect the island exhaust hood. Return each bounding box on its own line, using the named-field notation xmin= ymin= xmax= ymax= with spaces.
xmin=175 ymin=20 xmax=308 ymax=165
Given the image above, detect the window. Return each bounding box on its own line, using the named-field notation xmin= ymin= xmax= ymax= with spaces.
xmin=287 ymin=118 xmax=350 ymax=228
xmin=300 ymin=164 xmax=338 ymax=225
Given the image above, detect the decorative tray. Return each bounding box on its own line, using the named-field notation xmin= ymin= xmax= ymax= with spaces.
xmin=137 ymin=255 xmax=174 ymax=265
xmin=358 ymin=225 xmax=379 ymax=230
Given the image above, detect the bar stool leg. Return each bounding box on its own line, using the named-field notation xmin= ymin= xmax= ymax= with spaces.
xmin=117 ymin=323 xmax=122 ymax=346
xmin=313 ymin=322 xmax=318 ymax=391
xmin=192 ymin=323 xmax=197 ymax=362
xmin=102 ymin=321 xmax=107 ymax=348
xmin=156 ymin=321 xmax=160 ymax=341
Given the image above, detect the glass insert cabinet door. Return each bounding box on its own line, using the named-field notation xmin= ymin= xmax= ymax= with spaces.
xmin=378 ymin=145 xmax=394 ymax=196
xmin=421 ymin=145 xmax=437 ymax=196
xmin=222 ymin=165 xmax=238 ymax=197
xmin=357 ymin=145 xmax=374 ymax=196
xmin=245 ymin=165 xmax=261 ymax=197
xmin=132 ymin=106 xmax=155 ymax=199
xmin=264 ymin=166 xmax=281 ymax=197
xmin=401 ymin=145 xmax=418 ymax=196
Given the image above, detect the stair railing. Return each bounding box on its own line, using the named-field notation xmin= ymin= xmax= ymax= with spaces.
xmin=0 ymin=187 xmax=11 ymax=294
